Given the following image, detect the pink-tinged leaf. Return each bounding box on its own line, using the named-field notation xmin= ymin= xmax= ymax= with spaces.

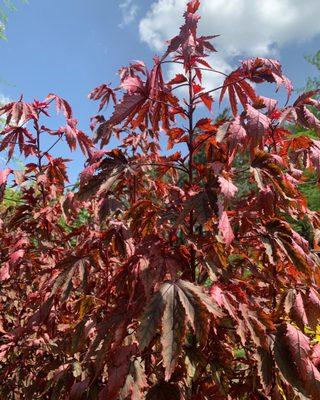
xmin=257 ymin=96 xmax=278 ymax=112
xmin=63 ymin=119 xmax=78 ymax=151
xmin=296 ymin=105 xmax=320 ymax=134
xmin=227 ymin=116 xmax=247 ymax=149
xmin=46 ymin=93 xmax=73 ymax=119
xmin=282 ymin=75 xmax=293 ymax=102
xmin=274 ymin=323 xmax=320 ymax=399
xmin=9 ymin=249 xmax=24 ymax=265
xmin=88 ymin=83 xmax=116 ymax=111
xmin=310 ymin=140 xmax=320 ymax=173
xmin=120 ymin=76 xmax=145 ymax=95
xmin=218 ymin=176 xmax=238 ymax=199
xmin=246 ymin=104 xmax=270 ymax=146
xmin=293 ymin=90 xmax=320 ymax=132
xmin=218 ymin=211 xmax=234 ymax=246
xmin=311 ymin=343 xmax=320 ymax=368
xmin=0 ymin=168 xmax=11 ymax=202
xmin=162 ymin=6 xmax=200 ymax=61
xmin=0 ymin=99 xmax=38 ymax=125
xmin=77 ymin=130 xmax=93 ymax=157
xmin=0 ymin=262 xmax=10 ymax=281
xmin=241 ymin=57 xmax=292 ymax=100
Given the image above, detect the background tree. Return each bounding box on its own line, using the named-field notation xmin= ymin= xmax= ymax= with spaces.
xmin=0 ymin=0 xmax=27 ymax=40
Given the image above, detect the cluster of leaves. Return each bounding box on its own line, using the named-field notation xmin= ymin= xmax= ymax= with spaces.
xmin=1 ymin=1 xmax=320 ymax=398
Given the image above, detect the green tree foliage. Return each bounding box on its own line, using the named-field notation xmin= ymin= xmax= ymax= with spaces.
xmin=0 ymin=0 xmax=27 ymax=40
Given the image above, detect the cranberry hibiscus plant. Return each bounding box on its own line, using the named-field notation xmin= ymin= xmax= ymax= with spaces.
xmin=1 ymin=1 xmax=320 ymax=399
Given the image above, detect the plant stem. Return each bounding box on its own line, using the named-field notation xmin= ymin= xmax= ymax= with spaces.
xmin=187 ymin=66 xmax=196 ymax=281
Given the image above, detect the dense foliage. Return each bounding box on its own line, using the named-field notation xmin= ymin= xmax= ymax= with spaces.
xmin=1 ymin=1 xmax=320 ymax=398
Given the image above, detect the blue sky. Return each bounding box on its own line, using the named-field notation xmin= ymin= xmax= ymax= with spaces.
xmin=0 ymin=0 xmax=320 ymax=182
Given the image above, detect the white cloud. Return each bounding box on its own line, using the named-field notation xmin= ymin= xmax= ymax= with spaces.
xmin=118 ymin=0 xmax=139 ymax=28
xmin=139 ymin=0 xmax=320 ymax=89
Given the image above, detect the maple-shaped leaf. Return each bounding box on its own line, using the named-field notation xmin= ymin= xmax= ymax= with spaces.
xmin=218 ymin=176 xmax=238 ymax=199
xmin=219 ymin=70 xmax=257 ymax=116
xmin=60 ymin=118 xmax=93 ymax=155
xmin=120 ymin=75 xmax=145 ymax=95
xmin=77 ymin=150 xmax=128 ymax=201
xmin=138 ymin=280 xmax=223 ymax=380
xmin=162 ymin=1 xmax=201 ymax=63
xmin=43 ymin=155 xmax=70 ymax=185
xmin=88 ymin=83 xmax=117 ymax=111
xmin=245 ymin=104 xmax=271 ymax=148
xmin=0 ymin=126 xmax=36 ymax=161
xmin=118 ymin=60 xmax=146 ymax=81
xmin=292 ymin=90 xmax=320 ymax=134
xmin=241 ymin=57 xmax=293 ymax=101
xmin=46 ymin=93 xmax=73 ymax=119
xmin=0 ymin=98 xmax=38 ymax=125
xmin=224 ymin=116 xmax=247 ymax=154
xmin=102 ymin=93 xmax=146 ymax=131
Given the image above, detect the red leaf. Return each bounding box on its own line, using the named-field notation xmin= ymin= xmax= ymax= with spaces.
xmin=46 ymin=93 xmax=73 ymax=119
xmin=168 ymin=74 xmax=188 ymax=85
xmin=88 ymin=83 xmax=117 ymax=111
xmin=0 ymin=168 xmax=11 ymax=202
xmin=200 ymin=93 xmax=213 ymax=111
xmin=105 ymin=93 xmax=147 ymax=128
xmin=187 ymin=0 xmax=200 ymax=13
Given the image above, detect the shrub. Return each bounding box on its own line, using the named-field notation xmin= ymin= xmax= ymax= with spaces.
xmin=1 ymin=1 xmax=320 ymax=398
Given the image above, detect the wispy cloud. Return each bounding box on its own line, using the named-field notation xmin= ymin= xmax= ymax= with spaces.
xmin=118 ymin=0 xmax=139 ymax=28
xmin=0 ymin=94 xmax=10 ymax=105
